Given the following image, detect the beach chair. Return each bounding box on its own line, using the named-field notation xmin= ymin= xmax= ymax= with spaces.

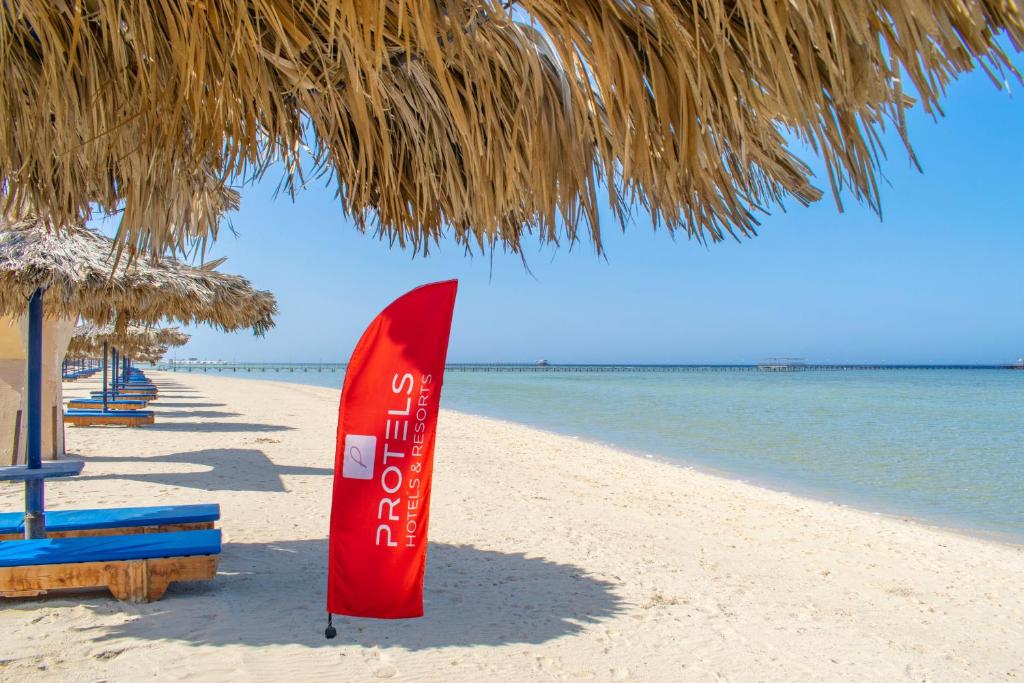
xmin=64 ymin=409 xmax=155 ymax=427
xmin=0 ymin=504 xmax=220 ymax=541
xmin=107 ymin=384 xmax=159 ymax=396
xmin=67 ymin=397 xmax=149 ymax=410
xmin=91 ymin=386 xmax=157 ymax=395
xmin=0 ymin=530 xmax=221 ymax=601
xmin=62 ymin=369 xmax=98 ymax=381
xmin=114 ymin=388 xmax=158 ymax=397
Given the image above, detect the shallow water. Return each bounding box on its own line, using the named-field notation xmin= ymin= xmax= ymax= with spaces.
xmin=161 ymin=366 xmax=1024 ymax=540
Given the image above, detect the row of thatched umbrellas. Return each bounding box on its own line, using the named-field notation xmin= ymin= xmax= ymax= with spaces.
xmin=67 ymin=323 xmax=192 ymax=409
xmin=68 ymin=324 xmax=191 ymax=363
xmin=0 ymin=216 xmax=277 ymax=538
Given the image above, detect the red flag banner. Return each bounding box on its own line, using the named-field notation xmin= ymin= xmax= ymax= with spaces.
xmin=327 ymin=280 xmax=458 ymax=619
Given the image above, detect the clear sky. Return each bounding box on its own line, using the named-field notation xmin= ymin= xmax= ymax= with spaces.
xmin=151 ymin=60 xmax=1023 ymax=366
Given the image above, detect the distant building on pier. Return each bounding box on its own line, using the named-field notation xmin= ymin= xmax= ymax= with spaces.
xmin=757 ymin=357 xmax=807 ymax=372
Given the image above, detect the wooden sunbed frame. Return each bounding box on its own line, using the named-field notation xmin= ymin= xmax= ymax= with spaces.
xmin=0 ymin=555 xmax=218 ymax=601
xmin=0 ymin=521 xmax=214 ymax=542
xmin=64 ymin=412 xmax=155 ymax=427
xmin=67 ymin=399 xmax=149 ymax=410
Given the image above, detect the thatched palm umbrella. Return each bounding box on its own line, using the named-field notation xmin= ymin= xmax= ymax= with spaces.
xmin=0 ymin=217 xmax=275 ymax=333
xmin=0 ymin=216 xmax=276 ymax=538
xmin=1 ymin=2 xmax=1022 ymax=256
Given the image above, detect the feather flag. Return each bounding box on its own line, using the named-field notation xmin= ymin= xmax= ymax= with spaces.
xmin=327 ymin=280 xmax=458 ymax=619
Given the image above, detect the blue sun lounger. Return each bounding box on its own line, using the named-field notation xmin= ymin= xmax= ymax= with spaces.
xmin=62 ymin=369 xmax=99 ymax=381
xmin=67 ymin=397 xmax=149 ymax=410
xmin=64 ymin=409 xmax=155 ymax=427
xmin=107 ymin=383 xmax=158 ymax=394
xmin=0 ymin=530 xmax=221 ymax=601
xmin=0 ymin=504 xmax=220 ymax=541
xmin=90 ymin=386 xmax=156 ymax=395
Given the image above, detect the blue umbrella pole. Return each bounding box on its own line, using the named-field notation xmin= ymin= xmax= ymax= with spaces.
xmin=102 ymin=341 xmax=109 ymax=412
xmin=111 ymin=348 xmax=119 ymax=399
xmin=25 ymin=288 xmax=45 ymax=539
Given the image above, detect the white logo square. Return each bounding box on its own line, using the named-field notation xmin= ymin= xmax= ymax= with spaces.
xmin=342 ymin=434 xmax=376 ymax=480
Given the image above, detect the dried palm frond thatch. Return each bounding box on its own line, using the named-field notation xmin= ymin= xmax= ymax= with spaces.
xmin=130 ymin=345 xmax=172 ymax=364
xmin=0 ymin=217 xmax=277 ymax=334
xmin=1 ymin=2 xmax=1020 ymax=255
xmin=68 ymin=324 xmax=190 ymax=358
xmin=153 ymin=327 xmax=191 ymax=348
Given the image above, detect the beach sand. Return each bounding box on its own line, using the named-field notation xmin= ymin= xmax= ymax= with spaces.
xmin=1 ymin=370 xmax=1022 ymax=681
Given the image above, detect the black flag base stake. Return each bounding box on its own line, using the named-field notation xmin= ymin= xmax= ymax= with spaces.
xmin=325 ymin=613 xmax=337 ymax=639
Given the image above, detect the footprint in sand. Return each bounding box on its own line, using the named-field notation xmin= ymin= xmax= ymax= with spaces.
xmin=361 ymin=649 xmax=398 ymax=679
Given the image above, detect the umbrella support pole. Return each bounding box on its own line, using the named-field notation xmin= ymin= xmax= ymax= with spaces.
xmin=102 ymin=342 xmax=109 ymax=412
xmin=111 ymin=348 xmax=119 ymax=400
xmin=25 ymin=288 xmax=45 ymax=540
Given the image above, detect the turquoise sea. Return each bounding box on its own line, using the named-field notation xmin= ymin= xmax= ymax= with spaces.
xmin=162 ymin=366 xmax=1024 ymax=541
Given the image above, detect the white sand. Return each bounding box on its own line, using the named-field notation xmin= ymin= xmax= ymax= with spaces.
xmin=1 ymin=370 xmax=1022 ymax=681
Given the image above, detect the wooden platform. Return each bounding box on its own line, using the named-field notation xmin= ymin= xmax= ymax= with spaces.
xmin=0 ymin=555 xmax=219 ymax=601
xmin=64 ymin=412 xmax=154 ymax=427
xmin=0 ymin=521 xmax=214 ymax=542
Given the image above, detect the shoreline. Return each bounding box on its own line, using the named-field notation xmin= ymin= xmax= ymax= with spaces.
xmin=444 ymin=407 xmax=1024 ymax=551
xmin=159 ymin=368 xmax=1024 ymax=548
xmin=3 ymin=370 xmax=1020 ymax=680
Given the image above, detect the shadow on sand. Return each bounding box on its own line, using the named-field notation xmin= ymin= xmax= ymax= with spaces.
xmin=59 ymin=539 xmax=624 ymax=649
xmin=160 ymin=410 xmax=242 ymax=419
xmin=79 ymin=448 xmax=329 ymax=492
xmin=150 ymin=402 xmax=228 ymax=408
xmin=142 ymin=422 xmax=294 ymax=433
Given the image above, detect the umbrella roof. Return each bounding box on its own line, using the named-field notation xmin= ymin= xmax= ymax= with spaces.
xmin=68 ymin=324 xmax=190 ymax=358
xmin=0 ymin=217 xmax=276 ymax=334
xmin=130 ymin=345 xmax=171 ymax=364
xmin=2 ymin=2 xmax=1020 ymax=256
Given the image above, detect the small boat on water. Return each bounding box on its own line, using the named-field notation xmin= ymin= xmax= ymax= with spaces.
xmin=535 ymin=359 xmax=550 ymax=367
xmin=1010 ymin=357 xmax=1024 ymax=370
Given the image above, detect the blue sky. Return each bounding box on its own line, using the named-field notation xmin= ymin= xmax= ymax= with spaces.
xmin=153 ymin=61 xmax=1022 ymax=365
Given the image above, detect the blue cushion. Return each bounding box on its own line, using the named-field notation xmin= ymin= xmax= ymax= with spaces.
xmin=0 ymin=530 xmax=221 ymax=567
xmin=64 ymin=409 xmax=154 ymax=417
xmin=0 ymin=505 xmax=220 ymax=535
